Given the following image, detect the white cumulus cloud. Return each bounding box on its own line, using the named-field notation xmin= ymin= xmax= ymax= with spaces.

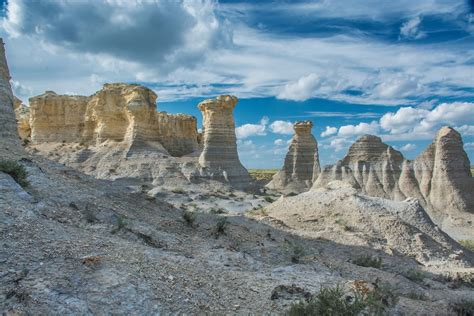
xmin=338 ymin=121 xmax=380 ymax=137
xmin=269 ymin=120 xmax=294 ymax=135
xmin=400 ymin=143 xmax=417 ymax=151
xmin=235 ymin=117 xmax=269 ymax=139
xmin=321 ymin=126 xmax=338 ymax=137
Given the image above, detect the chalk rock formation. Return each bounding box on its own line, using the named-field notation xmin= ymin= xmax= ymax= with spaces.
xmin=313 ymin=128 xmax=474 ymax=239
xmin=198 ymin=95 xmax=252 ymax=187
xmin=14 ymin=103 xmax=31 ymax=140
xmin=29 ymin=91 xmax=90 ymax=143
xmin=0 ymin=39 xmax=22 ymax=157
xmin=26 ymin=83 xmax=199 ymax=157
xmin=401 ymin=127 xmax=474 ymax=220
xmin=267 ymin=121 xmax=320 ymax=193
xmin=314 ymin=135 xmax=404 ymax=200
xmin=13 ymin=96 xmax=22 ymax=110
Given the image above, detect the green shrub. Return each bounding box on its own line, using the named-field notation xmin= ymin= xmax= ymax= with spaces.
xmin=0 ymin=159 xmax=29 ymax=187
xmin=182 ymin=210 xmax=196 ymax=227
xmin=214 ymin=217 xmax=228 ymax=237
xmin=171 ymin=188 xmax=185 ymax=194
xmin=404 ymin=269 xmax=426 ymax=283
xmin=264 ymin=196 xmax=275 ymax=203
xmin=451 ymin=299 xmax=474 ymax=316
xmin=459 ymin=240 xmax=474 ymax=252
xmin=111 ymin=215 xmax=126 ymax=234
xmin=405 ymin=291 xmax=428 ymax=301
xmin=291 ymin=244 xmax=306 ymax=264
xmin=287 ymin=285 xmax=367 ymax=316
xmin=352 ymin=255 xmax=383 ymax=269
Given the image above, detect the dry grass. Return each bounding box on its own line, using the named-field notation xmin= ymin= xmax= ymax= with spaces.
xmin=248 ymin=169 xmax=278 ymax=184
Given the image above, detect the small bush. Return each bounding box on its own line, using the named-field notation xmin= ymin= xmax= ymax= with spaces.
xmin=214 ymin=217 xmax=228 ymax=237
xmin=0 ymin=159 xmax=29 ymax=187
xmin=171 ymin=188 xmax=185 ymax=194
xmin=291 ymin=244 xmax=306 ymax=264
xmin=405 ymin=291 xmax=428 ymax=301
xmin=111 ymin=215 xmax=126 ymax=234
xmin=404 ymin=269 xmax=426 ymax=283
xmin=459 ymin=240 xmax=474 ymax=252
xmin=264 ymin=196 xmax=275 ymax=203
xmin=182 ymin=210 xmax=196 ymax=227
xmin=352 ymin=254 xmax=383 ymax=269
xmin=83 ymin=204 xmax=97 ymax=223
xmin=22 ymin=138 xmax=30 ymax=146
xmin=288 ymin=285 xmax=367 ymax=316
xmin=451 ymin=299 xmax=474 ymax=316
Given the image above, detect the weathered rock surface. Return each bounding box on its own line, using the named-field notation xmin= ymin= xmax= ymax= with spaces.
xmin=313 ymin=129 xmax=474 ymax=240
xmin=0 ymin=39 xmax=22 ymax=158
xmin=198 ymin=95 xmax=253 ymax=188
xmin=266 ymin=181 xmax=473 ymax=267
xmin=14 ymin=102 xmax=31 ymax=140
xmin=267 ymin=121 xmax=320 ymax=193
xmin=27 ymin=84 xmax=199 ymax=157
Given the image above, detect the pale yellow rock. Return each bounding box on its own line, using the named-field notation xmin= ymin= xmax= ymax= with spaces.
xmin=26 ymin=83 xmax=199 ymax=157
xmin=14 ymin=103 xmax=31 ymax=140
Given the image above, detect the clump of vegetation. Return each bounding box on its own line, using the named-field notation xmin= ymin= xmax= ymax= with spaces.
xmin=83 ymin=204 xmax=97 ymax=223
xmin=182 ymin=210 xmax=196 ymax=227
xmin=111 ymin=215 xmax=126 ymax=234
xmin=459 ymin=240 xmax=474 ymax=252
xmin=248 ymin=169 xmax=278 ymax=184
xmin=214 ymin=217 xmax=228 ymax=237
xmin=247 ymin=207 xmax=268 ymax=216
xmin=264 ymin=196 xmax=275 ymax=203
xmin=288 ymin=282 xmax=397 ymax=316
xmin=22 ymin=138 xmax=30 ymax=146
xmin=335 ymin=218 xmax=353 ymax=232
xmin=405 ymin=291 xmax=428 ymax=301
xmin=403 ymin=269 xmax=426 ymax=283
xmin=210 ymin=208 xmax=227 ymax=214
xmin=451 ymin=299 xmax=474 ymax=316
xmin=352 ymin=254 xmax=383 ymax=269
xmin=171 ymin=187 xmax=185 ymax=194
xmin=0 ymin=159 xmax=29 ymax=187
xmin=291 ymin=244 xmax=306 ymax=264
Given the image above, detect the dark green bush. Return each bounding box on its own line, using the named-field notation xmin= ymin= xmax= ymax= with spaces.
xmin=352 ymin=254 xmax=383 ymax=269
xmin=182 ymin=210 xmax=196 ymax=227
xmin=0 ymin=159 xmax=29 ymax=187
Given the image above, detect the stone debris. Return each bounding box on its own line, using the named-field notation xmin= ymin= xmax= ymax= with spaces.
xmin=267 ymin=121 xmax=320 ymax=193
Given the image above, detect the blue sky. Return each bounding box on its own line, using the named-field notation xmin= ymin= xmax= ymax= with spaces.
xmin=1 ymin=0 xmax=474 ymax=168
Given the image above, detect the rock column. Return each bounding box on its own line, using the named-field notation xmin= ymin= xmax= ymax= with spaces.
xmin=0 ymin=38 xmax=22 ymax=158
xmin=198 ymin=95 xmax=252 ymax=187
xmin=267 ymin=121 xmax=319 ymax=193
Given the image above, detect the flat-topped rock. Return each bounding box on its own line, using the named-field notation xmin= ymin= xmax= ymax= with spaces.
xmin=198 ymin=95 xmax=253 ymax=188
xmin=267 ymin=120 xmax=320 ymax=193
xmin=24 ymin=83 xmax=199 ymax=157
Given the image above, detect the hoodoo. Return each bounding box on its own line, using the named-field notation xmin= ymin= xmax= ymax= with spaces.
xmin=198 ymin=95 xmax=252 ymax=187
xmin=312 ymin=128 xmax=474 ymax=239
xmin=267 ymin=121 xmax=320 ymax=193
xmin=0 ymin=39 xmax=22 ymax=158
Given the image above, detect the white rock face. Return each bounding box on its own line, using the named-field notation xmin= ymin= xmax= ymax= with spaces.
xmin=198 ymin=95 xmax=253 ymax=188
xmin=267 ymin=121 xmax=320 ymax=193
xmin=313 ymin=128 xmax=474 ymax=239
xmin=0 ymin=39 xmax=22 ymax=158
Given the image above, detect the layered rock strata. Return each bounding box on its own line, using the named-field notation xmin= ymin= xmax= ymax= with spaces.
xmin=267 ymin=121 xmax=320 ymax=193
xmin=0 ymin=39 xmax=22 ymax=157
xmin=198 ymin=95 xmax=252 ymax=187
xmin=24 ymin=84 xmax=199 ymax=157
xmin=313 ymin=128 xmax=474 ymax=239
